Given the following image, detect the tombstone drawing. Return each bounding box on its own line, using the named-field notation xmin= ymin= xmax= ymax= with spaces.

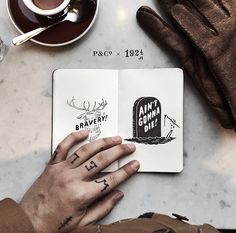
xmin=126 ymin=96 xmax=178 ymax=145
xmin=133 ymin=97 xmax=161 ymax=138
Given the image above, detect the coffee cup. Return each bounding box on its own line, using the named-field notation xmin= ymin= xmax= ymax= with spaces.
xmin=22 ymin=0 xmax=71 ymax=17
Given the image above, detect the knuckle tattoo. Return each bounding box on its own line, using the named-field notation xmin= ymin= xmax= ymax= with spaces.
xmin=94 ymin=178 xmax=110 ymax=193
xmin=85 ymin=160 xmax=98 ymax=171
xmin=71 ymin=152 xmax=80 ymax=164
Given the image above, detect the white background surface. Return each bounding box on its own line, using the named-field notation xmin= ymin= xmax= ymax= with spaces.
xmin=0 ymin=0 xmax=236 ymax=229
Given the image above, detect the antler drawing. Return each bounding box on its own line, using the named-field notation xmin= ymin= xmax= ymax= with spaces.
xmin=92 ymin=99 xmax=108 ymax=111
xmin=67 ymin=97 xmax=107 ymax=113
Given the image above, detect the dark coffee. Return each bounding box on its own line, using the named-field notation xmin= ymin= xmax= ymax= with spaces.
xmin=32 ymin=0 xmax=64 ymax=10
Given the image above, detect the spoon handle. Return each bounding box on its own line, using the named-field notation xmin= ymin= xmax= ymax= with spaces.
xmin=12 ymin=19 xmax=64 ymax=46
xmin=12 ymin=26 xmax=51 ymax=46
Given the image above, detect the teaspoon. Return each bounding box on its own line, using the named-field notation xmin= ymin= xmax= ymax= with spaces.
xmin=12 ymin=0 xmax=96 ymax=46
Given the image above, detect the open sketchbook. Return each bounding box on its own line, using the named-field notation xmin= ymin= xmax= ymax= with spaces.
xmin=52 ymin=69 xmax=183 ymax=173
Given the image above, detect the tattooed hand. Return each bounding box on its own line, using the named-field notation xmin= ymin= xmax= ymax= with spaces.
xmin=20 ymin=130 xmax=140 ymax=233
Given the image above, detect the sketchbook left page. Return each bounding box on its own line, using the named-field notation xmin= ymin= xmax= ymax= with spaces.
xmin=52 ymin=69 xmax=119 ymax=172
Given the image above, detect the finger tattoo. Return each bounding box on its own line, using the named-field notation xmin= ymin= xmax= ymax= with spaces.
xmin=52 ymin=151 xmax=58 ymax=161
xmin=85 ymin=161 xmax=98 ymax=171
xmin=95 ymin=179 xmax=109 ymax=192
xmin=71 ymin=153 xmax=80 ymax=164
xmin=58 ymin=216 xmax=73 ymax=230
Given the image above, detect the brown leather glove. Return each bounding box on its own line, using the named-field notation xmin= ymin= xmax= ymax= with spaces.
xmin=74 ymin=213 xmax=220 ymax=233
xmin=136 ymin=0 xmax=234 ymax=129
xmin=169 ymin=0 xmax=236 ymax=129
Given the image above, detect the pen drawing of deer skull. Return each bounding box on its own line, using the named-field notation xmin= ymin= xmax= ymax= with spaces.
xmin=67 ymin=97 xmax=108 ymax=142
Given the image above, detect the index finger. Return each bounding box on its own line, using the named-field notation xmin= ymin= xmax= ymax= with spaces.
xmin=50 ymin=130 xmax=89 ymax=164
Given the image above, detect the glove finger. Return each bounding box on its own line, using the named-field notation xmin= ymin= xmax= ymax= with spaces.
xmin=213 ymin=105 xmax=234 ymax=129
xmin=188 ymin=0 xmax=227 ymax=24
xmin=219 ymin=0 xmax=233 ymax=15
xmin=158 ymin=0 xmax=202 ymax=17
xmin=171 ymin=4 xmax=213 ymax=50
xmin=158 ymin=0 xmax=177 ymax=17
xmin=137 ymin=6 xmax=192 ymax=63
xmin=158 ymin=0 xmax=206 ymax=35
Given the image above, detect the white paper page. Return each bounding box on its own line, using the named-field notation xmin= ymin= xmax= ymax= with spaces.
xmin=52 ymin=69 xmax=119 ymax=172
xmin=118 ymin=69 xmax=183 ymax=173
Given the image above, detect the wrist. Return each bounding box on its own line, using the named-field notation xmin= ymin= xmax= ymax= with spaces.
xmin=20 ymin=201 xmax=48 ymax=233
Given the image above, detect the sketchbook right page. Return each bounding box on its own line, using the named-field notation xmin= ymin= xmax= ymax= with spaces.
xmin=118 ymin=69 xmax=183 ymax=173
